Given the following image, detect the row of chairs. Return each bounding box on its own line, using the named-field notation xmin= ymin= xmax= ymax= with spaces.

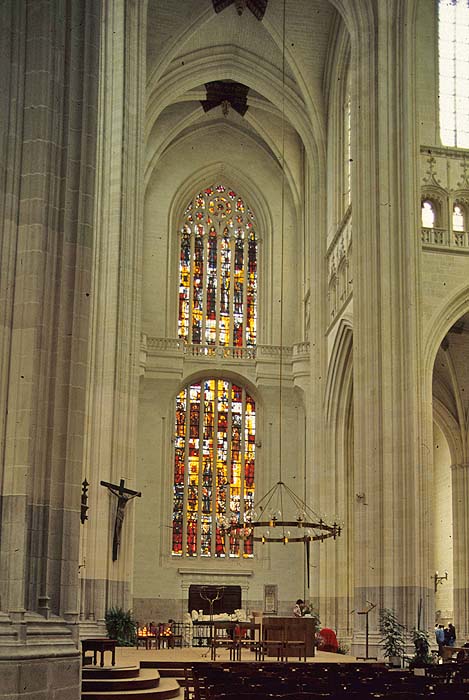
xmin=210 ymin=621 xmax=307 ymax=662
xmin=191 ymin=662 xmax=469 ymax=700
xmin=137 ymin=622 xmax=186 ymax=649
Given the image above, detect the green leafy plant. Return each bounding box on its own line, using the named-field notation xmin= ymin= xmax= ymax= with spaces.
xmin=104 ymin=607 xmax=137 ymax=646
xmin=336 ymin=640 xmax=350 ymax=655
xmin=408 ymin=628 xmax=433 ymax=669
xmin=304 ymin=606 xmax=320 ymax=627
xmin=378 ymin=608 xmax=406 ymax=660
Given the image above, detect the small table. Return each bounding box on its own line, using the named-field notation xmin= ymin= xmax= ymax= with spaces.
xmin=82 ymin=638 xmax=117 ymax=667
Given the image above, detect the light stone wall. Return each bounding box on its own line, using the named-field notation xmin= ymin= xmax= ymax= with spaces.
xmin=0 ymin=656 xmax=80 ymax=700
xmin=433 ymin=423 xmax=453 ymax=623
xmin=3 ymin=0 xmax=469 ymax=684
xmin=143 ymin=125 xmax=301 ymax=346
xmin=137 ymin=44 xmax=310 ymax=619
xmin=134 ymin=373 xmax=307 ymax=620
xmin=78 ymin=0 xmax=146 ymax=632
xmin=421 ymin=251 xmax=469 ymax=335
xmin=0 ymin=0 xmax=101 ymax=696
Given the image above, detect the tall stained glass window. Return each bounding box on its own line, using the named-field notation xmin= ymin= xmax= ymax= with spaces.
xmin=178 ymin=185 xmax=258 ymax=347
xmin=439 ymin=0 xmax=469 ymax=147
xmin=172 ymin=378 xmax=256 ymax=558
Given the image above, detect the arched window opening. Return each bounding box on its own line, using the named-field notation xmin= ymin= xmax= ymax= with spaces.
xmin=439 ymin=0 xmax=469 ymax=148
xmin=453 ymin=204 xmax=465 ymax=231
xmin=178 ymin=185 xmax=258 ymax=348
xmin=172 ymin=378 xmax=256 ymax=558
xmin=422 ymin=200 xmax=436 ymax=228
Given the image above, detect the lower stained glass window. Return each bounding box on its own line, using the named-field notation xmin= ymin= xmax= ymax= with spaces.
xmin=172 ymin=378 xmax=256 ymax=558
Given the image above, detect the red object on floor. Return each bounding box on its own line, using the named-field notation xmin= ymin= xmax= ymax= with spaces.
xmin=318 ymin=628 xmax=338 ymax=653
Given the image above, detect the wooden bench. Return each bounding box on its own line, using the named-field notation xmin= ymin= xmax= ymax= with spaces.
xmin=441 ymin=645 xmax=463 ymax=661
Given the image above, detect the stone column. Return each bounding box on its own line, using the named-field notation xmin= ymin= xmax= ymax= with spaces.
xmin=0 ymin=0 xmax=100 ymax=696
xmin=451 ymin=463 xmax=469 ymax=640
xmin=79 ymin=0 xmax=146 ymax=629
xmin=342 ymin=0 xmax=430 ymax=651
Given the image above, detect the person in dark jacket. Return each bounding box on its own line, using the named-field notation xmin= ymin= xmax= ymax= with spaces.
xmin=447 ymin=622 xmax=456 ymax=647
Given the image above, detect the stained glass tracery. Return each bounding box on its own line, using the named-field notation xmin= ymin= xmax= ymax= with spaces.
xmin=172 ymin=379 xmax=256 ymax=558
xmin=178 ymin=185 xmax=258 ymax=347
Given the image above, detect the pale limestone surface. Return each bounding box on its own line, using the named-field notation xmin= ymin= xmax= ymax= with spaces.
xmin=1 ymin=1 xmax=469 ymax=698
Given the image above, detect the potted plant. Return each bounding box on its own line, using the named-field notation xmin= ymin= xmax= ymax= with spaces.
xmin=378 ymin=607 xmax=406 ymax=667
xmin=105 ymin=606 xmax=138 ymax=646
xmin=408 ymin=628 xmax=434 ymax=673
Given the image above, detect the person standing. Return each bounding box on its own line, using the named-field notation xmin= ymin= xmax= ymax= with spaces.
xmin=435 ymin=625 xmax=445 ymax=656
xmin=293 ymin=599 xmax=305 ymax=617
xmin=447 ymin=623 xmax=456 ymax=647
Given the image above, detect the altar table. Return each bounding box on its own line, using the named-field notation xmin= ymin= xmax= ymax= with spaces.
xmin=262 ymin=616 xmax=316 ymax=657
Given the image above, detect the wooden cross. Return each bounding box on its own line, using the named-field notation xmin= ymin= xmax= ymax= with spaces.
xmin=100 ymin=478 xmax=141 ymax=561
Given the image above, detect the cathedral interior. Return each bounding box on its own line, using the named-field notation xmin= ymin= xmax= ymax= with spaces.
xmin=1 ymin=0 xmax=469 ymax=696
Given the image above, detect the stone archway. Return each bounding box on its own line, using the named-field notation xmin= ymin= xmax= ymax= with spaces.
xmin=432 ymin=311 xmax=469 ymax=640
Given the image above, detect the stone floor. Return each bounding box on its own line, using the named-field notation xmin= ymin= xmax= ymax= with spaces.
xmin=115 ymin=645 xmax=360 ymax=665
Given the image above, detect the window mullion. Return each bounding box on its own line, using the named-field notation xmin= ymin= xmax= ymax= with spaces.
xmin=210 ymin=386 xmax=216 ymax=557
xmin=189 ymin=230 xmax=195 ymax=343
xmin=196 ymin=385 xmax=204 ymax=556
xmin=202 ymin=229 xmax=208 ymax=346
xmin=183 ymin=391 xmax=190 ymax=556
xmin=216 ymin=226 xmax=222 ymax=346
xmin=240 ymin=386 xmax=246 ymax=557
xmin=242 ymin=235 xmax=248 ymax=347
xmin=229 ymin=230 xmax=235 ymax=347
xmin=227 ymin=381 xmax=236 ymax=556
xmin=214 ymin=380 xmax=225 ymax=554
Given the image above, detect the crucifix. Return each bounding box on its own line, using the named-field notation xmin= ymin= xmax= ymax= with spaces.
xmin=100 ymin=478 xmax=142 ymax=561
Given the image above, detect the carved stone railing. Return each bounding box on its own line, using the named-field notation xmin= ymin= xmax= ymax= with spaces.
xmin=454 ymin=231 xmax=469 ymax=247
xmin=293 ymin=341 xmax=310 ymax=357
xmin=183 ymin=344 xmax=256 ymax=360
xmin=146 ymin=336 xmax=181 ymax=351
xmin=256 ymin=345 xmax=292 ymax=358
xmin=140 ymin=337 xmax=309 ymax=377
xmin=327 ymin=210 xmax=353 ymax=322
xmin=420 ymin=147 xmax=469 ymax=252
xmin=421 ymin=227 xmax=469 ymax=249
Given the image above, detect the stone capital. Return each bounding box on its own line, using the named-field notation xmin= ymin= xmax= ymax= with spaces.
xmin=450 ymin=463 xmax=469 ymax=472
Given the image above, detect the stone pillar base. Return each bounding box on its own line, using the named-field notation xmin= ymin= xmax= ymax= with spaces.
xmin=0 ymin=616 xmax=80 ymax=700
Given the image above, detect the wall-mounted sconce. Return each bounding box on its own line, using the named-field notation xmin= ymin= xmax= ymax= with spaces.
xmin=433 ymin=570 xmax=448 ymax=593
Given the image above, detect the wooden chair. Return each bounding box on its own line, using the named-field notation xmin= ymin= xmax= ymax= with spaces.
xmin=210 ymin=622 xmax=238 ymax=660
xmin=171 ymin=621 xmax=184 ymax=647
xmin=260 ymin=620 xmax=286 ymax=661
xmin=283 ymin=625 xmax=307 ymax=662
xmin=236 ymin=622 xmax=262 ymax=660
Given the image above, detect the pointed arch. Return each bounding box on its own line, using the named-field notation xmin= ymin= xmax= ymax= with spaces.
xmin=433 ymin=397 xmax=465 ymax=466
xmin=323 ymin=318 xmax=354 ymax=636
xmin=325 ymin=318 xmax=353 ymax=425
xmin=423 ymin=284 xmax=469 ymax=378
xmin=161 ymin=163 xmax=277 ymax=345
